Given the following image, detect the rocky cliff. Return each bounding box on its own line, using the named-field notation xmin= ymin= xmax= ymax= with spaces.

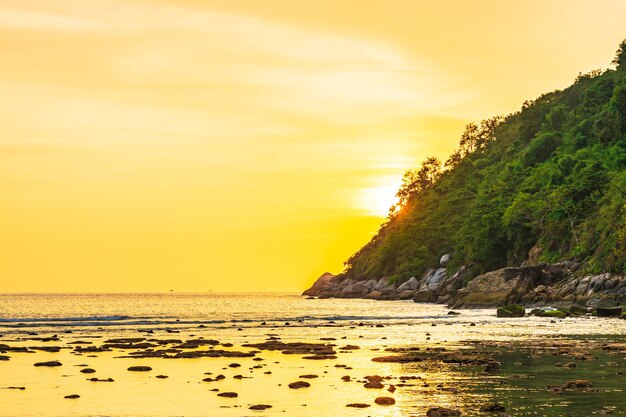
xmin=303 ymin=255 xmax=626 ymax=308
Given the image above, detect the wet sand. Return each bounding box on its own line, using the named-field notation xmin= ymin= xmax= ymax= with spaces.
xmin=1 ymin=307 xmax=625 ymax=416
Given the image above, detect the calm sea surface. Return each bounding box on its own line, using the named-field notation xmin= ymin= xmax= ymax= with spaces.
xmin=0 ymin=292 xmax=623 ymax=339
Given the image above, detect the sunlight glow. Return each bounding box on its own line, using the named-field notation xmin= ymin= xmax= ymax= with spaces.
xmin=360 ymin=179 xmax=402 ymax=217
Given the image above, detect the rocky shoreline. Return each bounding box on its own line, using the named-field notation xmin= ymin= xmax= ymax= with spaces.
xmin=303 ymin=256 xmax=626 ymax=310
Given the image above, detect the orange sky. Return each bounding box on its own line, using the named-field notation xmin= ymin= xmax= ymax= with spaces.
xmin=1 ymin=0 xmax=625 ymax=292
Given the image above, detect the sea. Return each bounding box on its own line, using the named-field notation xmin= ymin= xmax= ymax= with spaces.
xmin=0 ymin=293 xmax=625 ymax=416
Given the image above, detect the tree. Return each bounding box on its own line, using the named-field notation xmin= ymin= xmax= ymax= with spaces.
xmin=613 ymin=39 xmax=626 ymax=70
xmin=395 ymin=157 xmax=442 ymax=208
xmin=445 ymin=116 xmax=504 ymax=167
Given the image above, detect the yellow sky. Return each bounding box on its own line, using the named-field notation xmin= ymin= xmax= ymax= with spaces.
xmin=0 ymin=0 xmax=624 ymax=292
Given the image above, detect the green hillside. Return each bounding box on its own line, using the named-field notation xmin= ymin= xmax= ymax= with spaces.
xmin=341 ymin=40 xmax=626 ymax=285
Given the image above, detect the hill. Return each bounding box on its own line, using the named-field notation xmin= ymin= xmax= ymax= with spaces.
xmin=305 ymin=40 xmax=626 ymax=308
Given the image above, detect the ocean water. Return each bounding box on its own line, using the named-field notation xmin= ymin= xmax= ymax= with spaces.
xmin=1 ymin=292 xmax=624 ymax=339
xmin=0 ymin=293 xmax=625 ymax=417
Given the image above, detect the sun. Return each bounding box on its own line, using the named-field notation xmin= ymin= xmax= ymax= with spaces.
xmin=360 ymin=180 xmax=402 ymax=217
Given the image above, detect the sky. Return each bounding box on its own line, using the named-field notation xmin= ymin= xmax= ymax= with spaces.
xmin=1 ymin=0 xmax=625 ymax=292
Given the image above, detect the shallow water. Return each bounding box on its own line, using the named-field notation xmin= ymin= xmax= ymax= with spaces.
xmin=0 ymin=293 xmax=624 ymax=416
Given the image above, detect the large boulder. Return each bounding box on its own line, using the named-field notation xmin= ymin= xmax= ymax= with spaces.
xmin=340 ymin=282 xmax=369 ymax=298
xmin=302 ymin=273 xmax=337 ymax=296
xmin=450 ymin=264 xmax=574 ymax=308
xmin=452 ymin=268 xmax=522 ymax=308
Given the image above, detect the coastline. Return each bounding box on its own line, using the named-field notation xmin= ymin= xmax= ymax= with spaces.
xmin=304 ymin=259 xmax=626 ymax=313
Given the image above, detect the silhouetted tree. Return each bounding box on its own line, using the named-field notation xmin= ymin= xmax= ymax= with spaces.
xmin=613 ymin=39 xmax=626 ymax=70
xmin=395 ymin=157 xmax=442 ymax=208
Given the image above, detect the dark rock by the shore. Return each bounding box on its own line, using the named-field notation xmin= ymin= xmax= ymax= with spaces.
xmin=302 ymin=260 xmax=626 ymax=309
xmin=34 ymin=361 xmax=62 ymax=367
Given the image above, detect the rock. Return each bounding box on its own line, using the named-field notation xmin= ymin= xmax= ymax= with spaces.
xmin=554 ymin=362 xmax=577 ymax=368
xmin=341 ymin=282 xmax=370 ymax=298
xmin=365 ymin=291 xmax=383 ymax=299
xmin=425 ymin=268 xmax=448 ymax=291
xmin=302 ymin=355 xmax=337 ymax=360
xmin=398 ymin=290 xmax=416 ymax=299
xmin=64 ymin=394 xmax=80 ymax=399
xmin=398 ymin=276 xmax=419 ymax=291
xmin=561 ymin=380 xmax=593 ymax=390
xmin=595 ymin=306 xmax=622 ymax=317
xmin=374 ymin=397 xmax=395 ymax=405
xmin=451 ymin=264 xmax=573 ymax=308
xmin=249 ymin=404 xmax=272 ymax=410
xmin=480 ymin=403 xmax=506 ymax=412
xmin=80 ymin=368 xmax=96 ymax=374
xmin=453 ymin=269 xmax=522 ymax=308
xmin=34 ymin=361 xmax=62 ymax=367
xmin=483 ymin=361 xmax=501 ymax=374
xmin=567 ymin=305 xmax=588 ymax=315
xmin=217 ymin=392 xmax=238 ymax=398
xmin=127 ymin=366 xmax=152 ymax=372
xmin=426 ymin=407 xmax=462 ymax=417
xmin=534 ymin=308 xmax=568 ymax=318
xmin=364 ymin=380 xmax=384 ymax=389
xmin=447 ymin=311 xmax=461 ymax=315
xmin=527 ymin=244 xmax=542 ymax=266
xmin=496 ymin=305 xmax=525 ymax=318
xmin=299 ymin=374 xmax=318 ymax=379
xmin=440 ymin=253 xmax=451 ymax=267
xmin=302 ymin=272 xmax=336 ymax=296
xmin=156 ymin=375 xmax=169 ymax=379
xmin=346 ymin=403 xmax=370 ymax=408
xmin=288 ymin=381 xmax=310 ymax=389
xmin=413 ymin=290 xmax=436 ymax=303
xmin=0 ymin=356 xmax=10 ymax=361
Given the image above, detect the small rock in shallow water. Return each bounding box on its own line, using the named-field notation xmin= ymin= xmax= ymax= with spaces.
xmin=346 ymin=403 xmax=370 ymax=408
xmin=249 ymin=404 xmax=272 ymax=410
xmin=34 ymin=361 xmax=62 ymax=367
xmin=554 ymin=362 xmax=577 ymax=368
xmin=64 ymin=394 xmax=80 ymax=399
xmin=374 ymin=397 xmax=395 ymax=405
xmin=217 ymin=392 xmax=238 ymax=398
xmin=156 ymin=375 xmax=168 ymax=379
xmin=288 ymin=381 xmax=310 ymax=389
xmin=299 ymin=374 xmax=318 ymax=379
xmin=426 ymin=407 xmax=462 ymax=417
xmin=364 ymin=380 xmax=384 ymax=389
xmin=127 ymin=366 xmax=152 ymax=372
xmin=480 ymin=403 xmax=506 ymax=412
xmin=483 ymin=361 xmax=501 ymax=374
xmin=80 ymin=368 xmax=96 ymax=374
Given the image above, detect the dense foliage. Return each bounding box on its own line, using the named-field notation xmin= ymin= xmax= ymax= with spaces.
xmin=342 ymin=41 xmax=626 ymax=284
